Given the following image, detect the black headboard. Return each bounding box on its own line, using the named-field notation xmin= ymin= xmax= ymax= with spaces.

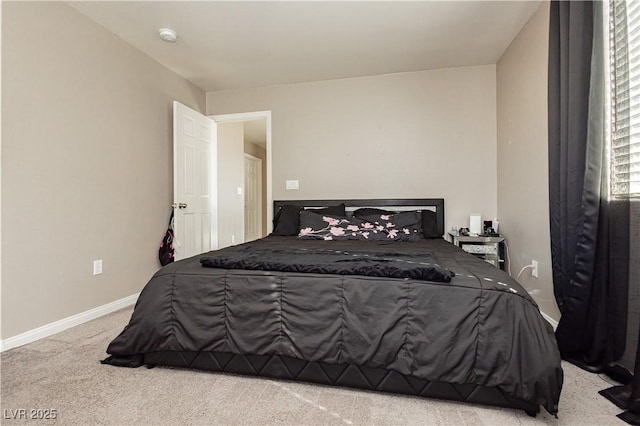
xmin=273 ymin=198 xmax=445 ymax=237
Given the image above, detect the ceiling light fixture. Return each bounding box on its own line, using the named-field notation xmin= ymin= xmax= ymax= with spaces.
xmin=159 ymin=28 xmax=177 ymax=43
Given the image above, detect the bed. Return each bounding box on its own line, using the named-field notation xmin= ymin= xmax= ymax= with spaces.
xmin=102 ymin=198 xmax=562 ymax=416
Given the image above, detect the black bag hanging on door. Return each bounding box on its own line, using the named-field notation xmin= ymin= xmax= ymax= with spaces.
xmin=159 ymin=211 xmax=175 ymax=266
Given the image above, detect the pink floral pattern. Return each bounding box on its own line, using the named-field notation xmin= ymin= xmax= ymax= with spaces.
xmin=299 ymin=227 xmax=313 ymax=236
xmin=323 ymin=216 xmax=340 ymax=226
xmin=298 ymin=211 xmax=423 ymax=241
xmin=330 ymin=227 xmax=345 ymax=236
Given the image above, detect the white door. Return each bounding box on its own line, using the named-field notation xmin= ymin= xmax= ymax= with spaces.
xmin=173 ymin=101 xmax=217 ymax=260
xmin=244 ymin=154 xmax=262 ymax=242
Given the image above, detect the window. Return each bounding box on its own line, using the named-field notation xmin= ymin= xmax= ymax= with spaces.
xmin=609 ymin=0 xmax=640 ymax=197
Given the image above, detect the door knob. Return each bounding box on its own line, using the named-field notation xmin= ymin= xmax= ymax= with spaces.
xmin=178 ymin=203 xmax=188 ymax=209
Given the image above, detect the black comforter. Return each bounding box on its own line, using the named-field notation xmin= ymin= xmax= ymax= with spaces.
xmin=200 ymin=246 xmax=454 ymax=282
xmin=104 ymin=237 xmax=562 ymax=414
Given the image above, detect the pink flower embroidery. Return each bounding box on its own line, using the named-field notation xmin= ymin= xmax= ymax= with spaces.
xmin=387 ymin=229 xmax=398 ymax=238
xmin=403 ymin=228 xmax=410 ymax=234
xmin=347 ymin=225 xmax=359 ymax=232
xmin=376 ymin=226 xmax=384 ymax=231
xmin=323 ymin=235 xmax=333 ymax=240
xmin=363 ymin=222 xmax=374 ymax=229
xmin=362 ymin=232 xmax=370 ymax=239
xmin=299 ymin=227 xmax=313 ymax=236
xmin=323 ymin=216 xmax=339 ymax=226
xmin=380 ymin=215 xmax=390 ymax=220
xmin=330 ymin=227 xmax=345 ymax=236
xmin=386 ymin=222 xmax=394 ymax=228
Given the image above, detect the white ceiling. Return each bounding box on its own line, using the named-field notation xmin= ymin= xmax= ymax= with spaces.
xmin=69 ymin=1 xmax=541 ymax=93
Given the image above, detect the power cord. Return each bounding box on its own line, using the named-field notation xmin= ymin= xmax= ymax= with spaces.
xmin=503 ymin=238 xmax=512 ymax=276
xmin=503 ymin=238 xmax=542 ymax=300
xmin=516 ymin=263 xmax=535 ymax=280
xmin=503 ymin=237 xmax=537 ymax=281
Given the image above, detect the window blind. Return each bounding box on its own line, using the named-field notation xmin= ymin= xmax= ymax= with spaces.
xmin=610 ymin=0 xmax=640 ymax=197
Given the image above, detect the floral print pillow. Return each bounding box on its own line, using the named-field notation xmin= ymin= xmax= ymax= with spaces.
xmin=298 ymin=210 xmax=424 ymax=241
xmin=359 ymin=211 xmax=424 ymax=241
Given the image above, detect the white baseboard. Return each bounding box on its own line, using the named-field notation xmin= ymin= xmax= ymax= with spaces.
xmin=541 ymin=311 xmax=559 ymax=330
xmin=0 ymin=293 xmax=139 ymax=352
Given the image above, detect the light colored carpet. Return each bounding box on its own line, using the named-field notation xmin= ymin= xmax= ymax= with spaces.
xmin=0 ymin=306 xmax=627 ymax=425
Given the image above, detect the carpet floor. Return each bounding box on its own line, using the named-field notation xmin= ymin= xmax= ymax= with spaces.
xmin=0 ymin=306 xmax=627 ymax=425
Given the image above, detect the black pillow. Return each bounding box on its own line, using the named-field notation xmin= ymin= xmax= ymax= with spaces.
xmin=353 ymin=207 xmax=395 ymax=217
xmin=307 ymin=203 xmax=346 ymax=217
xmin=422 ymin=210 xmax=440 ymax=239
xmin=271 ymin=205 xmax=302 ymax=236
xmin=272 ymin=203 xmax=347 ymax=236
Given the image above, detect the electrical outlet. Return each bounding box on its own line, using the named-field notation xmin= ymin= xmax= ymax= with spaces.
xmin=93 ymin=259 xmax=103 ymax=276
xmin=531 ymin=260 xmax=538 ymax=278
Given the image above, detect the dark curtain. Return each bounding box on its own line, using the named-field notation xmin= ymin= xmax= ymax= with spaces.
xmin=548 ymin=1 xmax=636 ymax=423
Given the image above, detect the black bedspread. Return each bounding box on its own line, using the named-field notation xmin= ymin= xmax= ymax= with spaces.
xmin=104 ymin=236 xmax=562 ymax=414
xmin=200 ymin=246 xmax=454 ymax=282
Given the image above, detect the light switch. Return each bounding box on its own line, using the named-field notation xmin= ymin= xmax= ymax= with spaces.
xmin=286 ymin=180 xmax=299 ymax=190
xmin=237 ymin=187 xmax=243 ymax=196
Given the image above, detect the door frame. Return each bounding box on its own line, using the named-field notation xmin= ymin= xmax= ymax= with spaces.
xmin=211 ymin=111 xmax=273 ymax=233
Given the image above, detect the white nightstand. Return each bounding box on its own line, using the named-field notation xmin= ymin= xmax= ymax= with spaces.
xmin=447 ymin=232 xmax=505 ymax=270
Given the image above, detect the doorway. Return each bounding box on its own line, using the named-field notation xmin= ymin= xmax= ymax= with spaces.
xmin=212 ymin=111 xmax=272 ymax=248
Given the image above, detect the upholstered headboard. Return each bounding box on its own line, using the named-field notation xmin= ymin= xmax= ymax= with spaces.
xmin=273 ymin=198 xmax=445 ymax=237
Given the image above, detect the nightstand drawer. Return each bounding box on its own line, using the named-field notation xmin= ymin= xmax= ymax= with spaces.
xmin=461 ymin=244 xmax=498 ymax=255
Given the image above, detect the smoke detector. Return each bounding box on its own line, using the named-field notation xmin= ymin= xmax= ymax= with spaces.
xmin=159 ymin=28 xmax=177 ymax=43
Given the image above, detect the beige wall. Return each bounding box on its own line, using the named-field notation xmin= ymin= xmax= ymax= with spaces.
xmin=244 ymin=141 xmax=268 ymax=237
xmin=217 ymin=122 xmax=245 ymax=248
xmin=207 ymin=65 xmax=498 ymax=230
xmin=0 ymin=1 xmax=558 ymax=340
xmin=1 ymin=2 xmax=205 ymax=339
xmin=0 ymin=1 xmax=4 ymax=342
xmin=497 ymin=2 xmax=559 ymax=320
